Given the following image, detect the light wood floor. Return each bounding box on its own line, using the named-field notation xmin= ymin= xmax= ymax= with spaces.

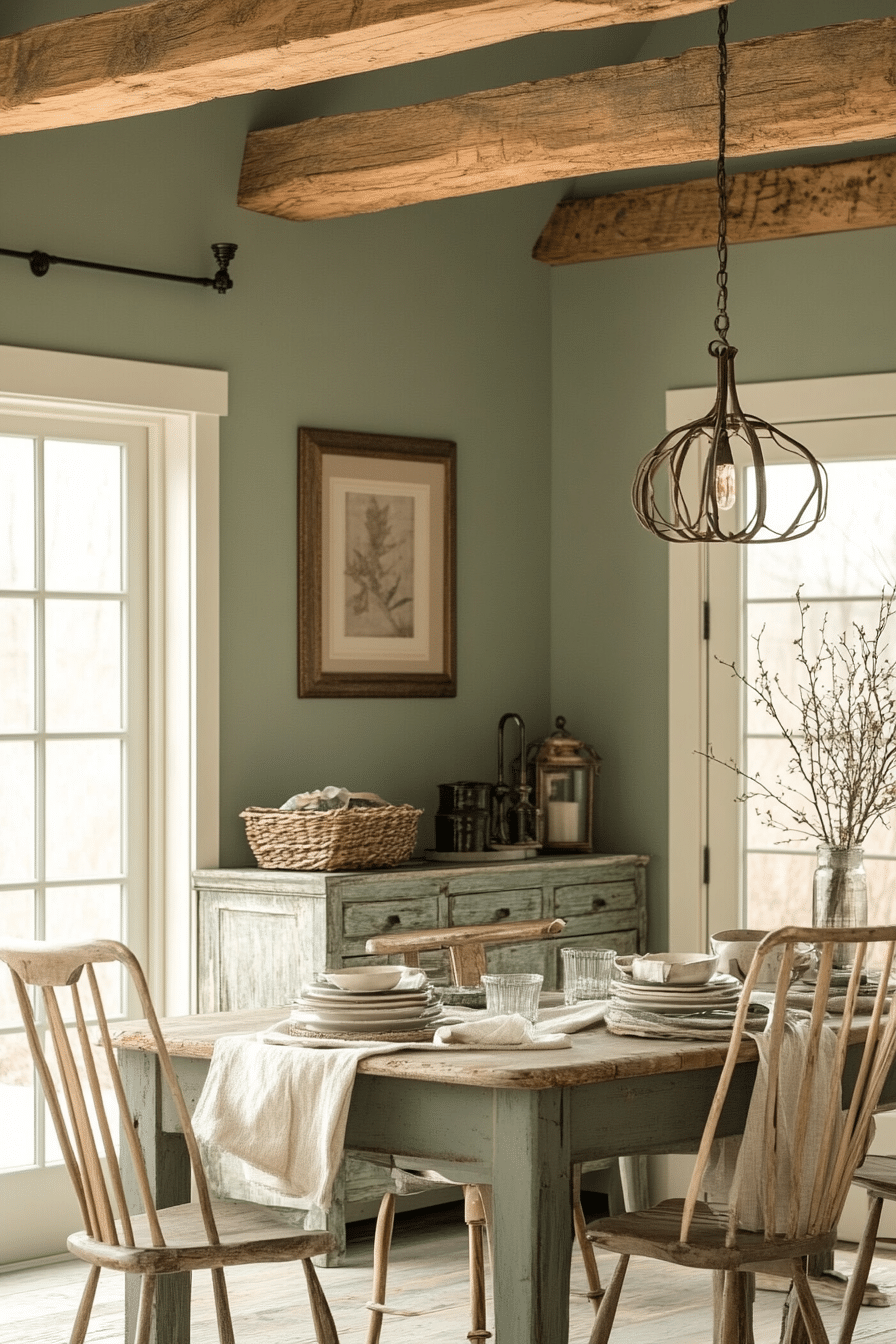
xmin=2 ymin=1202 xmax=896 ymax=1343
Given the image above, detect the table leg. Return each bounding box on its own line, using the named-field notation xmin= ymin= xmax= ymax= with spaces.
xmin=491 ymin=1088 xmax=572 ymax=1344
xmin=119 ymin=1050 xmax=193 ymax=1344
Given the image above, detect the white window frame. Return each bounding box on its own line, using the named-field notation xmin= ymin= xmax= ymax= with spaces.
xmin=0 ymin=344 xmax=225 ymax=1013
xmin=667 ymin=371 xmax=896 ymax=953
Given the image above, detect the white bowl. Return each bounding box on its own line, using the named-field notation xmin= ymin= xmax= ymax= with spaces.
xmin=324 ymin=966 xmax=406 ymax=993
xmin=630 ymin=952 xmax=718 ymax=986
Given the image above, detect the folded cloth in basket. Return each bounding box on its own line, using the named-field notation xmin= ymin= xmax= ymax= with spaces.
xmin=193 ymin=1002 xmax=607 ymax=1211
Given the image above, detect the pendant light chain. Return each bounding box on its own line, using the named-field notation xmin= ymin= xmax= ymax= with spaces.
xmin=630 ymin=1 xmax=828 ymax=544
xmin=714 ymin=4 xmax=730 ymax=347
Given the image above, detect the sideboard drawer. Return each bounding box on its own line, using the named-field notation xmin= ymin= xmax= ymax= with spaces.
xmin=342 ymin=896 xmax=440 ymax=940
xmin=553 ymin=880 xmax=637 ymax=917
xmin=448 ymin=886 xmax=542 ymax=927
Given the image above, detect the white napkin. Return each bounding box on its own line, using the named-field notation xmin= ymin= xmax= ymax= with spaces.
xmin=704 ymin=1015 xmax=842 ymax=1235
xmin=192 ymin=1035 xmax=400 ymax=1211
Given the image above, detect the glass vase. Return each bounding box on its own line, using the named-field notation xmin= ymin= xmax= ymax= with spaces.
xmin=812 ymin=845 xmax=867 ymax=970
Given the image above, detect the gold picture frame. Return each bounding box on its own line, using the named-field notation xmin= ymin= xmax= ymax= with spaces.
xmin=298 ymin=426 xmax=457 ymax=697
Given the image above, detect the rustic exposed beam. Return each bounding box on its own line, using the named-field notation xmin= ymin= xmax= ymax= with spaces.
xmin=533 ymin=153 xmax=896 ymax=264
xmin=238 ymin=17 xmax=896 ymax=222
xmin=0 ymin=0 xmax=720 ymax=136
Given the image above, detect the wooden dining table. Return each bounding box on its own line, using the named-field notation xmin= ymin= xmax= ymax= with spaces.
xmin=112 ymin=1005 xmax=896 ymax=1344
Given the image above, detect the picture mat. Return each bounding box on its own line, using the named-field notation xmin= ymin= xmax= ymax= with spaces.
xmin=320 ymin=453 xmax=445 ymax=674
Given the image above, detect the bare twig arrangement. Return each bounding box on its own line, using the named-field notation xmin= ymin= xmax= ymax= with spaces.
xmin=705 ymin=590 xmax=896 ymax=847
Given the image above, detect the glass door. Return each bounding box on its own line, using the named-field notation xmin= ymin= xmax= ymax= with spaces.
xmin=742 ymin=454 xmax=896 ymax=929
xmin=0 ymin=415 xmax=147 ymax=1261
xmin=703 ymin=414 xmax=896 ymax=933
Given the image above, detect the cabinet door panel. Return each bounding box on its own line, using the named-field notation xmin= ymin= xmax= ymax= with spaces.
xmin=215 ymin=907 xmax=313 ymax=1011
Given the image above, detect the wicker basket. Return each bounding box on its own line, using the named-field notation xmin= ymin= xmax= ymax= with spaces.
xmin=240 ymin=804 xmax=422 ymax=871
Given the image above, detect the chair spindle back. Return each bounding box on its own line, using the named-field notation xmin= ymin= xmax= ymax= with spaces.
xmin=680 ymin=926 xmax=896 ymax=1248
xmin=0 ymin=939 xmax=222 ymax=1250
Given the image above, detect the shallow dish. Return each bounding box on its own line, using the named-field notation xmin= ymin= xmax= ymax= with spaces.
xmin=323 ymin=966 xmax=407 ymax=993
xmin=631 ymin=952 xmax=718 ymax=986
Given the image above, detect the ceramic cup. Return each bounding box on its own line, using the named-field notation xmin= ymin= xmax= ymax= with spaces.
xmin=481 ymin=972 xmax=543 ymax=1022
xmin=561 ymin=947 xmax=616 ymax=1006
xmin=710 ymin=930 xmax=812 ymax=986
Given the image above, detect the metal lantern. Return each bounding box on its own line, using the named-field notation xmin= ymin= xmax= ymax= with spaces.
xmin=532 ymin=717 xmax=600 ymax=853
xmin=631 ymin=6 xmax=827 ymax=544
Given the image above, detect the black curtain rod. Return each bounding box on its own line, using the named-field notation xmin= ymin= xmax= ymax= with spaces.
xmin=0 ymin=241 xmax=238 ymax=294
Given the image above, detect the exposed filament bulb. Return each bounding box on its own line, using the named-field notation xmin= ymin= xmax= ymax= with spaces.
xmin=715 ymin=462 xmax=736 ymax=511
xmin=714 ymin=427 xmax=736 ymax=511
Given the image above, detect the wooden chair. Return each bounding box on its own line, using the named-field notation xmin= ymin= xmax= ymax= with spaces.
xmin=584 ymin=925 xmax=896 ymax=1344
xmin=0 ymin=937 xmax=340 ymax=1344
xmin=837 ymin=1153 xmax=896 ymax=1343
xmin=361 ymin=916 xmax=613 ymax=1342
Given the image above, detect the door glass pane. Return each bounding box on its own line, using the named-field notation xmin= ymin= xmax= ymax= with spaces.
xmin=0 ymin=597 xmax=34 ymax=731
xmin=0 ymin=436 xmax=34 ymax=589
xmin=45 ymin=740 xmax=122 ymax=880
xmin=45 ymin=885 xmax=123 ymax=1017
xmin=0 ymin=1033 xmax=34 ymax=1170
xmin=0 ymin=741 xmax=35 ymax=882
xmin=45 ymin=599 xmax=122 ymax=732
xmin=0 ymin=892 xmax=35 ymax=1027
xmin=44 ymin=440 xmax=122 ymax=593
xmin=744 ymin=458 xmax=896 ymax=928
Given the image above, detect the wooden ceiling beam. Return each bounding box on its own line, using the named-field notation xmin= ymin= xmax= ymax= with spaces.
xmin=237 ymin=17 xmax=896 ymax=222
xmin=533 ymin=153 xmax=896 ymax=264
xmin=0 ymin=0 xmax=720 ymax=136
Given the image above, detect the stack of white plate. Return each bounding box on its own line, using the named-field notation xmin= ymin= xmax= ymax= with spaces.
xmin=289 ymin=980 xmax=453 ymax=1040
xmin=609 ymin=972 xmax=742 ymax=1016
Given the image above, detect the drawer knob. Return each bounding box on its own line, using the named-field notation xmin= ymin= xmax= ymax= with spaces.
xmin=385 ymin=914 xmax=402 ymax=928
xmin=495 ymin=907 xmax=510 ymax=921
xmin=592 ymin=897 xmax=606 ymax=910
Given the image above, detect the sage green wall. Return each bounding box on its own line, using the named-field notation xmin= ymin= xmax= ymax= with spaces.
xmin=550 ymin=0 xmax=896 ymax=947
xmin=0 ymin=10 xmax=652 ymax=862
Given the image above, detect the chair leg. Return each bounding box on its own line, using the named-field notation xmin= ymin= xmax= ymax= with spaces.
xmin=790 ymin=1259 xmax=831 ymax=1344
xmin=464 ymin=1184 xmax=491 ymax=1343
xmin=302 ymin=1259 xmax=341 ymax=1344
xmin=587 ymin=1254 xmax=629 ymax=1344
xmin=365 ymin=1192 xmax=396 ymax=1344
xmin=572 ymin=1167 xmax=603 ymax=1311
xmin=134 ymin=1276 xmax=157 ymax=1344
xmin=69 ymin=1266 xmax=100 ymax=1344
xmin=718 ymin=1270 xmax=755 ymax=1344
xmin=211 ymin=1267 xmax=236 ymax=1344
xmin=838 ymin=1195 xmax=884 ymax=1344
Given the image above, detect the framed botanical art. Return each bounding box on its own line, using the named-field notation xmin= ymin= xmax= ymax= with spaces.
xmin=298 ymin=426 xmax=456 ymax=697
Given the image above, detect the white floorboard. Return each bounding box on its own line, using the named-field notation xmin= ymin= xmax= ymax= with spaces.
xmin=1 ymin=1204 xmax=895 ymax=1342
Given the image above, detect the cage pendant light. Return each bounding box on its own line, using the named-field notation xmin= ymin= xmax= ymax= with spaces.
xmin=631 ymin=6 xmax=827 ymax=544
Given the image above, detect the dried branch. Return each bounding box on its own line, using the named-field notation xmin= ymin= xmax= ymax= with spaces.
xmin=702 ymin=590 xmax=896 ymax=848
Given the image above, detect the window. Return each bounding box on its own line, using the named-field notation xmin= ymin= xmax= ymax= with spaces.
xmin=0 ymin=417 xmax=148 ymax=1177
xmin=0 ymin=345 xmax=224 ymax=1265
xmin=668 ymin=374 xmax=896 ymax=952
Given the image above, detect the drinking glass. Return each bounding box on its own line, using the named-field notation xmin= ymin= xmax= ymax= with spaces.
xmin=481 ymin=973 xmax=543 ymax=1022
xmin=562 ymin=947 xmax=616 ymax=1006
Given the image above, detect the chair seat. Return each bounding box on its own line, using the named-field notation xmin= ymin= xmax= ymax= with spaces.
xmin=851 ymin=1153 xmax=896 ymax=1199
xmin=68 ymin=1199 xmax=335 ymax=1275
xmin=586 ymin=1199 xmax=836 ymax=1272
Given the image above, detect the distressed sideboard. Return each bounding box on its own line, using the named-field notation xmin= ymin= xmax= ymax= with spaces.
xmin=193 ymin=853 xmax=649 ymax=1249
xmin=194 ymin=853 xmax=648 ymax=1013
